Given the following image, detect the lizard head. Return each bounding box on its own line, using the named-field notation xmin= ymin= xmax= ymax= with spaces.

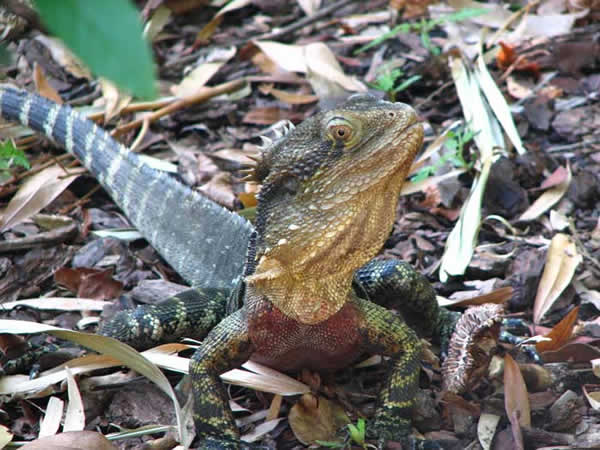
xmin=246 ymin=94 xmax=424 ymax=324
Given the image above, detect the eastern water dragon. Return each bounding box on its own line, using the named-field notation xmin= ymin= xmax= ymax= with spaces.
xmin=0 ymin=86 xmax=499 ymax=449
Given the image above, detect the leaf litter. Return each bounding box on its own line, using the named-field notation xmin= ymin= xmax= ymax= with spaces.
xmin=0 ymin=0 xmax=599 ymax=448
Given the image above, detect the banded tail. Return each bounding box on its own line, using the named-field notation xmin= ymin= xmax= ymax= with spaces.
xmin=0 ymin=86 xmax=253 ymax=290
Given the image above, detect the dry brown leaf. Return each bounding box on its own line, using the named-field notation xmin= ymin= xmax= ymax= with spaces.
xmin=172 ymin=47 xmax=236 ymax=97
xmin=33 ymin=63 xmax=62 ymax=104
xmin=20 ymin=431 xmax=116 ymax=450
xmin=519 ymin=165 xmax=571 ymax=221
xmin=438 ymin=286 xmax=513 ymax=308
xmin=533 ymin=233 xmax=582 ymax=324
xmin=504 ymin=354 xmax=531 ymax=428
xmin=535 ymin=306 xmax=579 ymax=353
xmin=196 ymin=0 xmax=251 ymax=41
xmin=259 ymin=84 xmax=318 ymax=105
xmin=0 ymin=165 xmax=83 ymax=232
xmin=288 ymin=394 xmax=350 ymax=445
xmin=55 ymin=268 xmax=123 ymax=301
xmin=541 ymin=342 xmax=600 ymax=363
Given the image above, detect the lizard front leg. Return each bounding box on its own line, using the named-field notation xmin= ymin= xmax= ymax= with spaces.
xmin=355 ymin=296 xmax=437 ymax=449
xmin=354 ymin=260 xmax=460 ymax=354
xmin=190 ymin=307 xmax=254 ymax=449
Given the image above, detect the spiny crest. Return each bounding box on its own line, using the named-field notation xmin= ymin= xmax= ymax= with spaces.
xmin=239 ymin=120 xmax=296 ymax=183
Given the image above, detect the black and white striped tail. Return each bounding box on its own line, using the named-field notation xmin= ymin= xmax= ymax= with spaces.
xmin=0 ymin=86 xmax=253 ymax=291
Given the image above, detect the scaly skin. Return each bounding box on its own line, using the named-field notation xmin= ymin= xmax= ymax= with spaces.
xmin=189 ymin=94 xmax=428 ymax=447
xmin=1 ymin=87 xmax=452 ymax=447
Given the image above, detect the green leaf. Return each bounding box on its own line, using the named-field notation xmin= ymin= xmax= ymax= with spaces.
xmin=0 ymin=141 xmax=30 ymax=170
xmin=33 ymin=0 xmax=156 ymax=99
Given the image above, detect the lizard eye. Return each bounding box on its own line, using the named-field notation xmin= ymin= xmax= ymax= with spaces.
xmin=327 ymin=118 xmax=353 ymax=143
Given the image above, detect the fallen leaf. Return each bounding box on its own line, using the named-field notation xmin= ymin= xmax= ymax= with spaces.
xmin=504 ymin=354 xmax=531 ymax=428
xmin=20 ymin=431 xmax=116 ymax=450
xmin=519 ymin=165 xmax=571 ymax=221
xmin=39 ymin=396 xmax=64 ymax=437
xmin=533 ymin=233 xmax=582 ymax=324
xmin=33 ymin=63 xmax=62 ymax=103
xmin=63 ymin=367 xmax=85 ymax=432
xmin=196 ymin=0 xmax=252 ymax=42
xmin=0 ymin=165 xmax=83 ymax=232
xmin=478 ymin=413 xmax=500 ymax=450
xmin=0 ymin=425 xmax=13 ymax=448
xmin=541 ymin=342 xmax=600 ymax=363
xmin=535 ymin=306 xmax=579 ymax=353
xmin=288 ymin=394 xmax=350 ymax=445
xmin=54 ymin=268 xmax=123 ymax=301
xmin=583 ymin=385 xmax=600 ymax=410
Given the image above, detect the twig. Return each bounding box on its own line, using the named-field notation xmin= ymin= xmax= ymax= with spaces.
xmin=236 ymin=0 xmax=356 ymax=45
xmin=547 ymin=138 xmax=600 ymax=153
xmin=112 ymin=78 xmax=245 ymax=137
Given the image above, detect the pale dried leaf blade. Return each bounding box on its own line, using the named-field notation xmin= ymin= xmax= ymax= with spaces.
xmin=0 ymin=425 xmax=13 ymax=448
xmin=254 ymin=41 xmax=308 ymax=73
xmin=592 ymin=359 xmax=600 ymax=378
xmin=0 ymin=165 xmax=81 ymax=232
xmin=2 ymin=298 xmax=109 ymax=312
xmin=0 ymin=320 xmax=185 ymax=442
xmin=63 ymin=367 xmax=85 ymax=432
xmin=304 ymin=43 xmax=366 ymax=92
xmin=583 ymin=385 xmax=600 ymax=410
xmin=478 ymin=413 xmax=500 ymax=450
xmin=519 ymin=165 xmax=572 ymax=222
xmin=440 ymin=55 xmax=503 ymax=281
xmin=533 ymin=233 xmax=582 ymax=323
xmin=504 ymin=354 xmax=531 ymax=427
xmin=39 ymin=396 xmax=64 ymax=437
xmin=221 ymin=365 xmax=310 ymax=396
xmin=475 ymin=54 xmax=525 ymax=154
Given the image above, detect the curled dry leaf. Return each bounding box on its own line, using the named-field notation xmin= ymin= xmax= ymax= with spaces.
xmin=504 ymin=354 xmax=531 ymax=428
xmin=519 ymin=165 xmax=572 ymax=222
xmin=533 ymin=233 xmax=582 ymax=324
xmin=535 ymin=306 xmax=579 ymax=353
xmin=288 ymin=394 xmax=350 ymax=445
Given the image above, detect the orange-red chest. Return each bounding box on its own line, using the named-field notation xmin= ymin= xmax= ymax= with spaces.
xmin=248 ymin=300 xmax=364 ymax=372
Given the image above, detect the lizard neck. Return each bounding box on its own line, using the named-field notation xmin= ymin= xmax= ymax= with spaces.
xmin=246 ymin=180 xmax=401 ymax=325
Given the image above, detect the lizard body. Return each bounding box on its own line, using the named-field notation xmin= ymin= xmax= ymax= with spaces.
xmin=0 ymin=87 xmax=458 ymax=448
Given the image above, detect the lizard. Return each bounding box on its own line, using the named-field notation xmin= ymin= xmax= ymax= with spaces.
xmin=0 ymin=86 xmax=479 ymax=448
